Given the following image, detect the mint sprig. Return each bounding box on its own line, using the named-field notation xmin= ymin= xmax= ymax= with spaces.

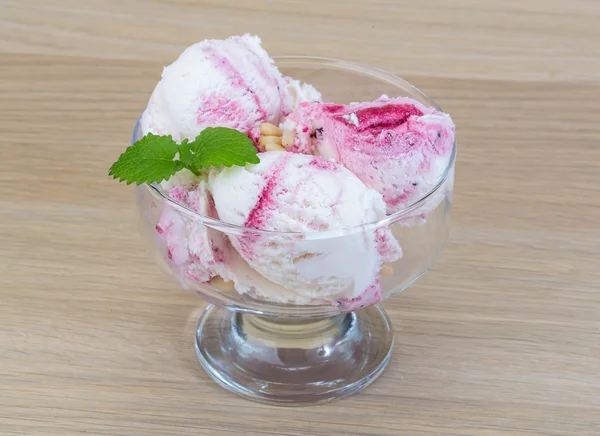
xmin=108 ymin=133 xmax=184 ymax=185
xmin=191 ymin=127 xmax=261 ymax=169
xmin=109 ymin=128 xmax=260 ymax=185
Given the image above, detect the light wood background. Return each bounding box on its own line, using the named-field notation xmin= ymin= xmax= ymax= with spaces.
xmin=2 ymin=1 xmax=600 ymax=435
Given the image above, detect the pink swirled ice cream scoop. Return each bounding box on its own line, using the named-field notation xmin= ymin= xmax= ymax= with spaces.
xmin=154 ymin=171 xmax=234 ymax=288
xmin=140 ymin=34 xmax=320 ymax=146
xmin=280 ymin=96 xmax=455 ymax=214
xmin=209 ymin=151 xmax=402 ymax=306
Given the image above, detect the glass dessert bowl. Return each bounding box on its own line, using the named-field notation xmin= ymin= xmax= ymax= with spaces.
xmin=134 ymin=57 xmax=455 ymax=405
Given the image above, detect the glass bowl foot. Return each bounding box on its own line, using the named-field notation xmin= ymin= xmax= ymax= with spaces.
xmin=195 ymin=304 xmax=394 ymax=406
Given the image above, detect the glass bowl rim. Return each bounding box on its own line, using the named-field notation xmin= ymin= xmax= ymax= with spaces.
xmin=136 ymin=55 xmax=456 ymax=240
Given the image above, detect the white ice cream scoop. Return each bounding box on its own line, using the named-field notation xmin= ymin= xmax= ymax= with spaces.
xmin=210 ymin=151 xmax=401 ymax=304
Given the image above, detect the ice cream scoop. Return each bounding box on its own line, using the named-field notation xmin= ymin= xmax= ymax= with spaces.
xmin=283 ymin=76 xmax=322 ymax=111
xmin=140 ymin=34 xmax=286 ymax=144
xmin=280 ymin=96 xmax=455 ymax=214
xmin=140 ymin=34 xmax=321 ymax=147
xmin=155 ymin=171 xmax=233 ymax=287
xmin=210 ymin=151 xmax=401 ymax=304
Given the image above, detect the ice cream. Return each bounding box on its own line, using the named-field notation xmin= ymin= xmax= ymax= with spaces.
xmin=130 ymin=34 xmax=456 ymax=309
xmin=155 ymin=170 xmax=234 ymax=287
xmin=283 ymin=76 xmax=322 ymax=111
xmin=280 ymin=96 xmax=455 ymax=213
xmin=140 ymin=34 xmax=321 ymax=146
xmin=209 ymin=151 xmax=401 ymax=305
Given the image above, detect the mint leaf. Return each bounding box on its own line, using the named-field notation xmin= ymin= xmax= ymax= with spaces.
xmin=177 ymin=140 xmax=200 ymax=176
xmin=108 ymin=127 xmax=261 ymax=186
xmin=108 ymin=133 xmax=183 ymax=185
xmin=178 ymin=139 xmax=192 ymax=166
xmin=190 ymin=127 xmax=260 ymax=169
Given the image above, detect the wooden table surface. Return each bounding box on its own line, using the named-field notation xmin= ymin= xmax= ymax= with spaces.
xmin=2 ymin=1 xmax=600 ymax=435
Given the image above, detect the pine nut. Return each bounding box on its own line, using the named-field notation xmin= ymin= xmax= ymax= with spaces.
xmin=260 ymin=123 xmax=282 ymax=136
xmin=282 ymin=130 xmax=295 ymax=148
xmin=209 ymin=275 xmax=235 ymax=291
xmin=259 ymin=135 xmax=283 ymax=148
xmin=265 ymin=142 xmax=285 ymax=152
xmin=380 ymin=264 xmax=393 ymax=276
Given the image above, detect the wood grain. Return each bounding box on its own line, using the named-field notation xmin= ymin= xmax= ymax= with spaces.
xmin=1 ymin=1 xmax=600 ymax=435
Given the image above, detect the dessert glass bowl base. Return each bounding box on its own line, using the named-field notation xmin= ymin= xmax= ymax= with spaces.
xmin=195 ymin=304 xmax=394 ymax=406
